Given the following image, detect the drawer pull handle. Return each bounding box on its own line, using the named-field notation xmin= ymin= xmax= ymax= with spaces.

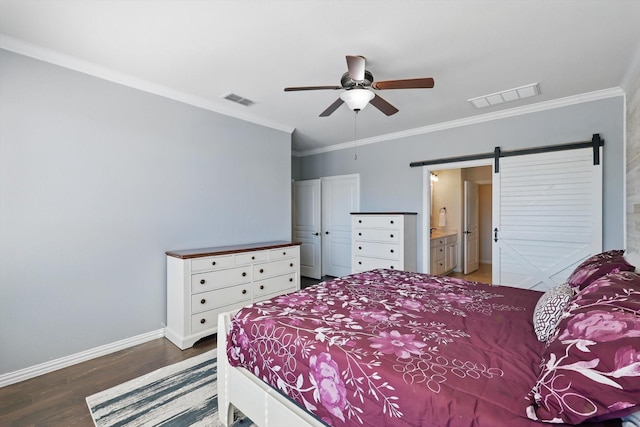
xmin=390 ymin=234 xmax=394 ymax=238
xmin=289 ymin=263 xmax=293 ymax=267
xmin=259 ymin=268 xmax=264 ymax=273
xmin=358 ymin=246 xmax=362 ymax=250
xmin=283 ymin=251 xmax=286 ymax=255
xmin=390 ymin=220 xmax=394 ymax=224
xmin=260 ymin=285 xmax=265 ymax=290
xmin=200 ymin=279 xmax=206 ymax=285
xmin=242 ymin=289 xmax=247 ymax=295
xmin=200 ymin=298 xmax=206 ymax=304
xmin=211 ymin=261 xmax=216 ymax=266
xmin=390 ymin=249 xmax=394 ymax=253
xmin=358 ymin=219 xmax=362 ymax=223
xmin=358 ymin=261 xmax=362 ymax=265
xmin=251 ymin=256 xmax=255 ymax=260
xmin=358 ymin=232 xmax=362 ymax=236
xmin=289 ymin=277 xmax=293 ymax=282
xmin=200 ymin=318 xmax=206 ymax=324
xmin=242 ymin=272 xmax=247 ymax=277
xmin=390 ymin=266 xmax=395 ymax=269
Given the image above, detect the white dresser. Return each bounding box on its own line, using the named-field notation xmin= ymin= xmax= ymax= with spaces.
xmin=166 ymin=241 xmax=300 ymax=350
xmin=351 ymin=213 xmax=417 ymax=273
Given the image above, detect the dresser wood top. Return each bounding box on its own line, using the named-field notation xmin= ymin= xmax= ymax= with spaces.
xmin=350 ymin=212 xmax=417 ymax=215
xmin=166 ymin=241 xmax=301 ymax=259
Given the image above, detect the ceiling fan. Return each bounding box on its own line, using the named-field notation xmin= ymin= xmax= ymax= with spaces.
xmin=284 ymin=55 xmax=434 ymax=117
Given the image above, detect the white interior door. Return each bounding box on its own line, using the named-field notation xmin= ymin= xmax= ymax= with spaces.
xmin=463 ymin=181 xmax=480 ymax=274
xmin=321 ymin=175 xmax=359 ymax=277
xmin=293 ymin=180 xmax=321 ymax=279
xmin=492 ymin=147 xmax=602 ymax=291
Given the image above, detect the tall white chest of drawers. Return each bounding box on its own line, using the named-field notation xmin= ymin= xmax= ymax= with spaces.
xmin=166 ymin=241 xmax=300 ymax=350
xmin=351 ymin=213 xmax=417 ymax=273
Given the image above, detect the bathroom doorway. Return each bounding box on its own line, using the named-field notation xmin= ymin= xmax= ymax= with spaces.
xmin=423 ymin=161 xmax=493 ymax=284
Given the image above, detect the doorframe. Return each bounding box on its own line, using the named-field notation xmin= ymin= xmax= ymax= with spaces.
xmin=422 ymin=159 xmax=493 ymax=274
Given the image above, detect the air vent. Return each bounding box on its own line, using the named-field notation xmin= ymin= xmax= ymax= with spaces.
xmin=222 ymin=92 xmax=255 ymax=107
xmin=468 ymin=83 xmax=540 ymax=108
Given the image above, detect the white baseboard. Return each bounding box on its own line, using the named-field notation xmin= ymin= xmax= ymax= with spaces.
xmin=0 ymin=328 xmax=165 ymax=388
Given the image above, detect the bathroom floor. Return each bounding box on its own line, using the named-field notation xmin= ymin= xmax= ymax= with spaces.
xmin=448 ymin=263 xmax=492 ymax=285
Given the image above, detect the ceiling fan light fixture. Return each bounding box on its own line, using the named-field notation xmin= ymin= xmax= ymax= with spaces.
xmin=340 ymin=89 xmax=374 ymax=111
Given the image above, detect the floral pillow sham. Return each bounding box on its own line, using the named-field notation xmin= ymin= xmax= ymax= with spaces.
xmin=526 ymin=271 xmax=640 ymax=424
xmin=566 ymin=249 xmax=635 ymax=290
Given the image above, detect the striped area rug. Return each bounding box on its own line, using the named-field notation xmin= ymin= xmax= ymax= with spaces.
xmin=86 ymin=350 xmax=254 ymax=427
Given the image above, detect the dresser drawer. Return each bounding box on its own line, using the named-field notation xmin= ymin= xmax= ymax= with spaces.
xmin=433 ymin=245 xmax=445 ymax=261
xmin=191 ymin=266 xmax=251 ymax=293
xmin=353 ymin=228 xmax=400 ymax=243
xmin=354 ymin=256 xmax=401 ymax=272
xmin=253 ymin=273 xmax=297 ymax=300
xmin=430 ymin=238 xmax=446 ymax=247
xmin=254 ymin=258 xmax=297 ymax=280
xmin=191 ymin=255 xmax=234 ymax=272
xmin=353 ymin=216 xmax=401 ymax=229
xmin=190 ymin=301 xmax=250 ymax=334
xmin=235 ymin=250 xmax=268 ymax=265
xmin=191 ymin=284 xmax=252 ymax=314
xmin=354 ymin=242 xmax=400 ymax=260
xmin=269 ymin=246 xmax=298 ymax=260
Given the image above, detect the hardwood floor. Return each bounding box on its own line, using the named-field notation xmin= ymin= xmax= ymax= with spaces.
xmin=447 ymin=262 xmax=493 ymax=284
xmin=0 ymin=336 xmax=217 ymax=427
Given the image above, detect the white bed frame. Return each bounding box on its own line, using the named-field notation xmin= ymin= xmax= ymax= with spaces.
xmin=217 ymin=312 xmax=325 ymax=427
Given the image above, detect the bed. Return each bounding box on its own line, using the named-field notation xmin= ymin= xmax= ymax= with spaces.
xmin=218 ymin=251 xmax=640 ymax=427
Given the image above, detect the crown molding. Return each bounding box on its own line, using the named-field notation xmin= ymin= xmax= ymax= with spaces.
xmin=0 ymin=34 xmax=294 ymax=135
xmin=293 ymin=87 xmax=624 ymax=157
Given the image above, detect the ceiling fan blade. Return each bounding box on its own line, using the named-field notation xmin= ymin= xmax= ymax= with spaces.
xmin=346 ymin=55 xmax=366 ymax=81
xmin=372 ymin=77 xmax=435 ymax=90
xmin=284 ymin=85 xmax=342 ymax=92
xmin=369 ymin=94 xmax=399 ymax=116
xmin=319 ymin=98 xmax=344 ymax=117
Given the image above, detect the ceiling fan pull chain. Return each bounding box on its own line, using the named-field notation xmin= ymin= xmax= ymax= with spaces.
xmin=354 ymin=111 xmax=358 ymax=160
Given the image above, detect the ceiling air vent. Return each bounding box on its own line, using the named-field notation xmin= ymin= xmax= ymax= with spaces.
xmin=222 ymin=92 xmax=255 ymax=107
xmin=468 ymin=83 xmax=540 ymax=108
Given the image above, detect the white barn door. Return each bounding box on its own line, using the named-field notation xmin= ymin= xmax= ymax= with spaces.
xmin=492 ymin=147 xmax=602 ymax=291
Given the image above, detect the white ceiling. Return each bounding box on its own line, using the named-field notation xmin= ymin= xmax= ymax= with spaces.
xmin=1 ymin=0 xmax=640 ymax=155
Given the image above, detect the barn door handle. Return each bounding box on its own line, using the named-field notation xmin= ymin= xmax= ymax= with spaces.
xmin=494 ymin=228 xmax=498 ymax=242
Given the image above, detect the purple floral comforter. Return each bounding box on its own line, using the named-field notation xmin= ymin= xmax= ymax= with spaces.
xmin=225 ymin=269 xmax=619 ymax=427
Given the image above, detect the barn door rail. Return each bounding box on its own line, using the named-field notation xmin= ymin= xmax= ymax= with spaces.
xmin=409 ymin=133 xmax=604 ymax=171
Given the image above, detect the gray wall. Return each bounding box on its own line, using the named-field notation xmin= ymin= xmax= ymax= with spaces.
xmin=297 ymin=97 xmax=625 ymax=271
xmin=0 ymin=50 xmax=292 ymax=374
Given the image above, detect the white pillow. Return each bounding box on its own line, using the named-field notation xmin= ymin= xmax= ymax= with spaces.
xmin=533 ymin=283 xmax=574 ymax=342
xmin=624 ymin=250 xmax=640 ymax=273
